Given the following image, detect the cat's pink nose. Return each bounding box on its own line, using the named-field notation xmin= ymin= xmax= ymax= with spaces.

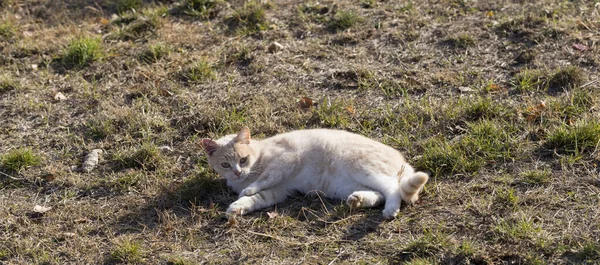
xmin=234 ymin=171 xmax=241 ymax=177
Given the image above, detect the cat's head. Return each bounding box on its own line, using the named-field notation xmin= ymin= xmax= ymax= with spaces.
xmin=200 ymin=127 xmax=258 ymax=181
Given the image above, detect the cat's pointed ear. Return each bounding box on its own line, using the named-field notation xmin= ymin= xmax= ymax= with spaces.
xmin=235 ymin=127 xmax=251 ymax=144
xmin=201 ymin=138 xmax=219 ymax=156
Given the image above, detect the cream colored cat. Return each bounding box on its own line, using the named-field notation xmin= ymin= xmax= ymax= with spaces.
xmin=201 ymin=127 xmax=428 ymax=219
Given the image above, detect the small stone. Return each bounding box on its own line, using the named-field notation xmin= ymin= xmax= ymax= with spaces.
xmin=54 ymin=92 xmax=67 ymax=101
xmin=81 ymin=149 xmax=103 ymax=173
xmin=458 ymin=86 xmax=475 ymax=93
xmin=268 ymin=42 xmax=284 ymax=53
xmin=159 ymin=145 xmax=172 ymax=152
xmin=31 ymin=64 xmax=38 ymax=70
xmin=33 ymin=205 xmax=52 ymax=213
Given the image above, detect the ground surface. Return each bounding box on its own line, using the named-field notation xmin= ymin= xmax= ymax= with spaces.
xmin=1 ymin=0 xmax=600 ymax=264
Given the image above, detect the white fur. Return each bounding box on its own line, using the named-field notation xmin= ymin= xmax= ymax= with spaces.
xmin=202 ymin=128 xmax=428 ymax=219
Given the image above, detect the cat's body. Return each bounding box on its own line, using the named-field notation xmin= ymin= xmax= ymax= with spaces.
xmin=201 ymin=128 xmax=428 ymax=219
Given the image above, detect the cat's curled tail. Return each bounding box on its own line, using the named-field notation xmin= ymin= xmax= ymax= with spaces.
xmin=399 ymin=170 xmax=429 ymax=205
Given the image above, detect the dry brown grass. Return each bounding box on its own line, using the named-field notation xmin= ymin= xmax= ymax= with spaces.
xmin=1 ymin=0 xmax=599 ymax=264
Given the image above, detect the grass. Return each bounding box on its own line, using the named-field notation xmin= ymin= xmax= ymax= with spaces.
xmin=224 ymin=1 xmax=268 ymax=35
xmin=328 ymin=10 xmax=364 ymax=31
xmin=139 ymin=43 xmax=169 ymax=63
xmin=182 ymin=59 xmax=216 ymax=83
xmin=110 ymin=239 xmax=144 ymax=264
xmin=116 ymin=0 xmax=142 ymax=14
xmin=0 ymin=148 xmax=41 ymax=173
xmin=545 ymin=120 xmax=600 ymax=154
xmin=60 ymin=37 xmax=103 ymax=69
xmin=1 ymin=0 xmax=600 ymax=264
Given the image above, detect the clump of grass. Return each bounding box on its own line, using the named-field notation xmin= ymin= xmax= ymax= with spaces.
xmin=114 ymin=143 xmax=162 ymax=170
xmin=494 ymin=187 xmax=519 ymax=210
xmin=521 ymin=170 xmax=550 ymax=185
xmin=0 ymin=21 xmax=15 ymax=40
xmin=224 ymin=1 xmax=268 ymax=35
xmin=573 ymin=241 xmax=600 ymax=263
xmin=110 ymin=239 xmax=144 ymax=264
xmin=182 ymin=59 xmax=215 ymax=83
xmin=1 ymin=148 xmax=41 ymax=173
xmin=545 ymin=120 xmax=600 ymax=154
xmin=0 ymin=75 xmax=18 ymax=94
xmin=401 ymin=228 xmax=452 ymax=259
xmin=444 ymin=33 xmax=476 ymax=49
xmin=139 ymin=43 xmax=169 ymax=63
xmin=116 ymin=0 xmax=142 ymax=14
xmin=182 ymin=0 xmax=222 ymax=18
xmin=112 ymin=14 xmax=161 ymax=41
xmin=417 ymin=119 xmax=519 ymax=177
xmin=328 ymin=10 xmax=364 ymax=31
xmin=85 ymin=118 xmax=115 ymax=140
xmin=512 ymin=68 xmax=546 ymax=92
xmin=310 ymin=98 xmax=352 ymax=129
xmin=462 ymin=97 xmax=507 ymax=121
xmin=109 ymin=171 xmax=144 ymax=192
xmin=61 ymin=37 xmax=103 ymax=69
xmin=548 ymin=66 xmax=585 ymax=94
xmin=492 ymin=217 xmax=541 ymax=243
xmin=514 ymin=49 xmax=536 ymax=64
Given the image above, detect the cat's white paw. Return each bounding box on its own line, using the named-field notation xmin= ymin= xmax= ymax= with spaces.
xmin=240 ymin=186 xmax=259 ymax=197
xmin=226 ymin=203 xmax=247 ymax=216
xmin=382 ymin=207 xmax=399 ymax=219
xmin=346 ymin=194 xmax=363 ymax=209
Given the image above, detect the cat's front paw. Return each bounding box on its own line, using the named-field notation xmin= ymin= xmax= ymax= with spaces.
xmin=240 ymin=186 xmax=259 ymax=197
xmin=226 ymin=203 xmax=247 ymax=216
xmin=382 ymin=207 xmax=399 ymax=219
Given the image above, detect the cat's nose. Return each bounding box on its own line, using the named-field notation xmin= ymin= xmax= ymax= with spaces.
xmin=234 ymin=171 xmax=241 ymax=177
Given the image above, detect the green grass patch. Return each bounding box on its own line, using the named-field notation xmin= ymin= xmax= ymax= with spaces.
xmin=461 ymin=96 xmax=508 ymax=121
xmin=521 ymin=170 xmax=550 ymax=185
xmin=113 ymin=143 xmax=162 ymax=170
xmin=492 ymin=217 xmax=541 ymax=243
xmin=545 ymin=120 xmax=600 ymax=154
xmin=61 ymin=37 xmax=103 ymax=69
xmin=85 ymin=118 xmax=115 ymax=140
xmin=0 ymin=75 xmax=18 ymax=94
xmin=224 ymin=1 xmax=268 ymax=35
xmin=511 ymin=68 xmax=547 ymax=92
xmin=417 ymin=119 xmax=519 ymax=177
xmin=328 ymin=10 xmax=364 ymax=31
xmin=1 ymin=148 xmax=41 ymax=173
xmin=181 ymin=0 xmax=222 ymax=18
xmin=551 ymin=88 xmax=595 ymax=119
xmin=111 ymin=13 xmax=161 ymax=41
xmin=0 ymin=21 xmax=15 ymax=40
xmin=110 ymin=239 xmax=144 ymax=264
xmin=443 ymin=33 xmax=476 ymax=49
xmin=548 ymin=66 xmax=585 ymax=94
xmin=310 ymin=98 xmax=352 ymax=129
xmin=182 ymin=59 xmax=216 ymax=83
xmin=116 ymin=0 xmax=142 ymax=14
xmin=401 ymin=228 xmax=452 ymax=260
xmin=494 ymin=187 xmax=519 ymax=210
xmin=139 ymin=43 xmax=170 ymax=63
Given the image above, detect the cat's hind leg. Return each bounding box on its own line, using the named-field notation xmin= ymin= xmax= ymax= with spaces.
xmin=346 ymin=190 xmax=385 ymax=209
xmin=348 ymin=174 xmax=402 ymax=219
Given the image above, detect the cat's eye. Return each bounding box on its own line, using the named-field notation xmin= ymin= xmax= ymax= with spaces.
xmin=221 ymin=162 xmax=231 ymax=168
xmin=239 ymin=157 xmax=248 ymax=164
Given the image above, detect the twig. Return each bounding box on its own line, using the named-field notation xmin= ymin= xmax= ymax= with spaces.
xmin=0 ymin=170 xmax=24 ymax=180
xmin=579 ymin=79 xmax=599 ymax=89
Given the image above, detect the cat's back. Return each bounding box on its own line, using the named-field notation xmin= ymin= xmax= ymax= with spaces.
xmin=264 ymin=129 xmax=399 ymax=155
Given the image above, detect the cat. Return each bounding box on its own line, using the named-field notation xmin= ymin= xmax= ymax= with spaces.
xmin=200 ymin=127 xmax=429 ymax=219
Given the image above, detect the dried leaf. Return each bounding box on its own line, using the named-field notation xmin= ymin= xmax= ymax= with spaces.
xmin=345 ymin=106 xmax=355 ymax=115
xmin=572 ymin=43 xmax=589 ymax=51
xmin=42 ymin=173 xmax=56 ymax=182
xmin=227 ymin=216 xmax=237 ymax=226
xmin=33 ymin=205 xmax=52 ymax=214
xmin=485 ymin=11 xmax=494 ymax=17
xmin=100 ymin=18 xmax=110 ymax=25
xmin=298 ymin=97 xmax=313 ymax=109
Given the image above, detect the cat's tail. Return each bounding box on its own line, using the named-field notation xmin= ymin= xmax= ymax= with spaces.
xmin=398 ymin=170 xmax=429 ymax=205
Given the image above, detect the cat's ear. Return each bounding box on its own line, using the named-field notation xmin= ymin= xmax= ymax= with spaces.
xmin=235 ymin=127 xmax=251 ymax=144
xmin=201 ymin=138 xmax=219 ymax=156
